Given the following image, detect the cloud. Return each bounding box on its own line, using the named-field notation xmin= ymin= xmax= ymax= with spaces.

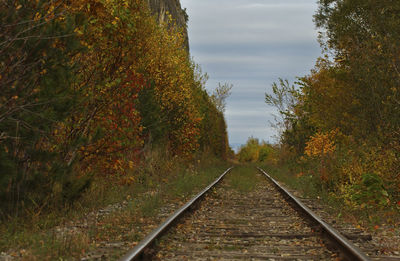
xmin=181 ymin=0 xmax=320 ymax=144
xmin=226 ymin=109 xmax=275 ymax=117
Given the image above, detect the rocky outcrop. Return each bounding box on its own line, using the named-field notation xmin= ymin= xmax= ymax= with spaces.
xmin=147 ymin=0 xmax=189 ymax=51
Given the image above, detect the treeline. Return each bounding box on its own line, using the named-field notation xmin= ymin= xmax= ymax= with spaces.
xmin=266 ymin=0 xmax=400 ymax=209
xmin=0 ymin=0 xmax=229 ymax=217
xmin=237 ymin=137 xmax=276 ymax=164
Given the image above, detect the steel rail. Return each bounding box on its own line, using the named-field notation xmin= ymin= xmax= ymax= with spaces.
xmin=257 ymin=167 xmax=371 ymax=261
xmin=119 ymin=167 xmax=233 ymax=261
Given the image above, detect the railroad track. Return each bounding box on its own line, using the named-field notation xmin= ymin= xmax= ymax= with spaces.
xmin=120 ymin=166 xmax=373 ymax=260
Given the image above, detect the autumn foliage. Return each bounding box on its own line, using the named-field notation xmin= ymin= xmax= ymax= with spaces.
xmin=0 ymin=0 xmax=229 ymax=216
xmin=266 ymin=0 xmax=400 ymax=210
xmin=237 ymin=137 xmax=276 ymax=164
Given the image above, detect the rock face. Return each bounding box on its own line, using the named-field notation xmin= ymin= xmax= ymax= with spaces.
xmin=147 ymin=0 xmax=189 ymax=51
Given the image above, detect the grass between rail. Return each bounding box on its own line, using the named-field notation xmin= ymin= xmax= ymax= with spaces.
xmin=227 ymin=165 xmax=258 ymax=192
xmin=0 ymin=153 xmax=230 ymax=260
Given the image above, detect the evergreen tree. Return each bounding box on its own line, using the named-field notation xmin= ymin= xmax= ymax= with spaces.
xmin=0 ymin=1 xmax=82 ymax=215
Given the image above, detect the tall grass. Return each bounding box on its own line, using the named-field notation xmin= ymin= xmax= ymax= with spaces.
xmin=0 ymin=149 xmax=229 ymax=260
xmin=259 ymin=162 xmax=400 ymax=228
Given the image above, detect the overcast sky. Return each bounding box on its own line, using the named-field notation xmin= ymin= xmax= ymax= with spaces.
xmin=180 ymin=0 xmax=321 ymax=148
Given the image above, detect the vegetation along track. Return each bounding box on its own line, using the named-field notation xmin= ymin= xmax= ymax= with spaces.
xmin=121 ymin=166 xmax=373 ymax=260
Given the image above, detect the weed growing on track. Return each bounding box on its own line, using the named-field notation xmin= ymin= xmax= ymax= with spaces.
xmin=141 ymin=194 xmax=162 ymax=217
xmin=227 ymin=165 xmax=258 ymax=192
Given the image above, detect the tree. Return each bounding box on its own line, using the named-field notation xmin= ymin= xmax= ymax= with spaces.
xmin=210 ymin=82 xmax=233 ymax=113
xmin=237 ymin=137 xmax=275 ymax=163
xmin=265 ymin=79 xmax=298 ymax=134
xmin=266 ymin=0 xmax=400 ymax=206
xmin=0 ymin=0 xmax=83 ymax=214
xmin=192 ymin=66 xmax=229 ymax=158
xmin=0 ymin=0 xmax=232 ymax=217
xmin=314 ymin=0 xmax=400 ymax=139
xmin=265 ymin=79 xmax=315 ymax=154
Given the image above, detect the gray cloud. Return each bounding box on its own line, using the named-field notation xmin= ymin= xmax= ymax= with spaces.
xmin=181 ymin=0 xmax=320 ymax=145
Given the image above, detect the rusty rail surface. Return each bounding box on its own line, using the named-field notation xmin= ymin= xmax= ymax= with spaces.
xmin=119 ymin=167 xmax=233 ymax=261
xmin=257 ymin=167 xmax=371 ymax=261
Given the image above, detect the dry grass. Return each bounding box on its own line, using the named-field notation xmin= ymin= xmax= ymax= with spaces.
xmin=0 ymin=152 xmax=229 ymax=260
